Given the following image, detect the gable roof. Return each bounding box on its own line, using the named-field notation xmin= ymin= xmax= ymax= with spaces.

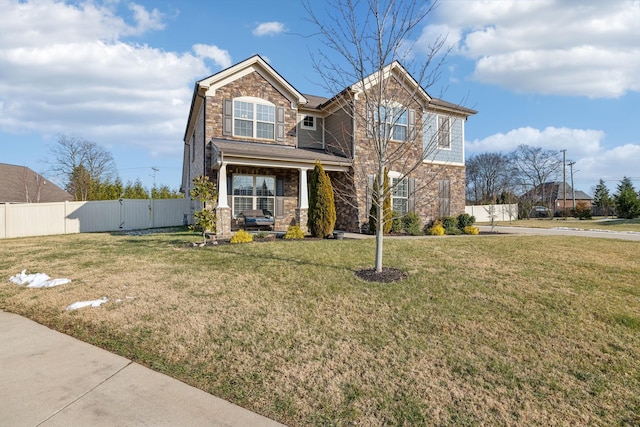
xmin=0 ymin=163 xmax=74 ymax=203
xmin=520 ymin=182 xmax=592 ymax=201
xmin=307 ymin=60 xmax=477 ymax=116
xmin=184 ymin=55 xmax=308 ymax=142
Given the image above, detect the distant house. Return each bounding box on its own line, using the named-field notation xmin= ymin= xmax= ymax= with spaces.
xmin=181 ymin=55 xmax=476 ymax=236
xmin=0 ymin=163 xmax=73 ymax=203
xmin=520 ymin=181 xmax=592 ymax=215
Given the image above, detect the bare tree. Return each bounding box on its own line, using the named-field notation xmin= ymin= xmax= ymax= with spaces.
xmin=466 ymin=152 xmax=513 ymax=204
xmin=305 ymin=0 xmax=454 ymax=272
xmin=48 ymin=134 xmax=117 ymax=201
xmin=511 ymin=144 xmax=562 ymax=210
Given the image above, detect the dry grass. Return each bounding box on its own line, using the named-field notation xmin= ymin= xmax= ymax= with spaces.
xmin=1 ymin=229 xmax=639 ymax=426
xmin=487 ymin=218 xmax=640 ymax=232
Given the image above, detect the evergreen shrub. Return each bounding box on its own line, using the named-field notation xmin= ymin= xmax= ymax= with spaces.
xmin=230 ymin=229 xmax=253 ymax=244
xmin=284 ymin=225 xmax=305 ymax=240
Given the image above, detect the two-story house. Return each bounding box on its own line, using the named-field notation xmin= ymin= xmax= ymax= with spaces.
xmin=181 ymin=55 xmax=476 ymax=236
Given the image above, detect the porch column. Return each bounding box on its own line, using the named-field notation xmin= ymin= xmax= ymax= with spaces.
xmin=215 ymin=162 xmax=231 ymax=238
xmin=298 ymin=167 xmax=308 ymax=209
xmin=217 ymin=163 xmax=228 ymax=208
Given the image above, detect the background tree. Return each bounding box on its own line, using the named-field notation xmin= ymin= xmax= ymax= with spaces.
xmin=49 ymin=134 xmax=117 ymax=201
xmin=307 ymin=161 xmax=337 ymax=238
xmin=466 ymin=152 xmax=513 ymax=204
xmin=614 ymin=176 xmax=640 ymax=219
xmin=122 ymin=179 xmax=148 ymax=199
xmin=511 ymin=144 xmax=562 ymax=210
xmin=305 ymin=0 xmax=449 ymax=272
xmin=190 ymin=175 xmax=218 ymax=243
xmin=592 ymin=179 xmax=613 ymax=217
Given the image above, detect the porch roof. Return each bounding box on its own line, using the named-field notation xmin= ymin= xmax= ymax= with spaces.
xmin=211 ymin=139 xmax=351 ymax=172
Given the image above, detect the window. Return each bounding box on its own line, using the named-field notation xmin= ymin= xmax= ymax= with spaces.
xmin=233 ymin=98 xmax=275 ymax=140
xmin=438 ymin=116 xmax=451 ymax=149
xmin=375 ymin=105 xmax=408 ymax=141
xmin=391 ymin=177 xmax=409 ymax=216
xmin=232 ymin=175 xmax=275 ymax=217
xmin=301 ymin=115 xmax=316 ymax=130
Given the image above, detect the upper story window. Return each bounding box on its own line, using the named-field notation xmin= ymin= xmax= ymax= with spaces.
xmin=374 ymin=105 xmax=409 ymax=142
xmin=233 ymin=97 xmax=275 ymax=140
xmin=437 ymin=116 xmax=451 ymax=149
xmin=301 ymin=115 xmax=316 ymax=130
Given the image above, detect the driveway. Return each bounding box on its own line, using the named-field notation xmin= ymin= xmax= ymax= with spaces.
xmin=477 ymin=225 xmax=640 ymax=242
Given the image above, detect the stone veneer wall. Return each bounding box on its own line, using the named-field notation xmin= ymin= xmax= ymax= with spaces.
xmin=205 ymin=71 xmax=298 ymax=148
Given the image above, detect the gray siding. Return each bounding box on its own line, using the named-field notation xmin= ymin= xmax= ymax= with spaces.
xmin=423 ymin=113 xmax=464 ymax=164
xmin=298 ymin=116 xmax=324 ymax=149
xmin=324 ymin=109 xmax=353 ymax=157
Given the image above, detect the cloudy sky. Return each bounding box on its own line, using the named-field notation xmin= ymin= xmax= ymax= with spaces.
xmin=1 ymin=0 xmax=638 ymax=194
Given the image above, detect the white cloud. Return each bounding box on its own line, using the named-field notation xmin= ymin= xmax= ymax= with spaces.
xmin=193 ymin=44 xmax=232 ymax=69
xmin=467 ymin=127 xmax=640 ymax=192
xmin=252 ymin=21 xmax=286 ymax=37
xmin=0 ymin=0 xmax=228 ymax=157
xmin=427 ymin=0 xmax=640 ymax=98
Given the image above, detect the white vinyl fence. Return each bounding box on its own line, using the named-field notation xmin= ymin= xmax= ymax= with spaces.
xmin=0 ymin=198 xmax=191 ymax=239
xmin=465 ymin=204 xmax=518 ymax=223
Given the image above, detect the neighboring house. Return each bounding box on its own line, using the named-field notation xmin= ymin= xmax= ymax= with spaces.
xmin=0 ymin=163 xmax=73 ymax=203
xmin=181 ymin=55 xmax=476 ymax=236
xmin=520 ymin=181 xmax=592 ymax=215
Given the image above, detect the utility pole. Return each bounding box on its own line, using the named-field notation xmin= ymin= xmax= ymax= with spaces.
xmin=151 ymin=167 xmax=159 ymax=198
xmin=561 ymin=149 xmax=567 ymax=219
xmin=568 ymin=161 xmax=576 ymax=210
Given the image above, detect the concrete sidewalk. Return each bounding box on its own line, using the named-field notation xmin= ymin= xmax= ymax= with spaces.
xmin=0 ymin=310 xmax=285 ymax=427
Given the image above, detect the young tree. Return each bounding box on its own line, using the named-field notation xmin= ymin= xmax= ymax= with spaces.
xmin=308 ymin=161 xmax=337 ymax=238
xmin=305 ymin=0 xmax=450 ymax=272
xmin=190 ymin=175 xmax=218 ymax=243
xmin=368 ymin=170 xmax=392 ymax=234
xmin=614 ymin=176 xmax=640 ymax=219
xmin=592 ymin=179 xmax=613 ymax=217
xmin=49 ymin=134 xmax=117 ymax=200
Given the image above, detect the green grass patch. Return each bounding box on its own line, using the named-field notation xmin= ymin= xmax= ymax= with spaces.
xmin=1 ymin=231 xmax=639 ymax=426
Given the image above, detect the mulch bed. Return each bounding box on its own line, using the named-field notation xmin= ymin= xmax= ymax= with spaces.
xmin=354 ymin=267 xmax=408 ymax=283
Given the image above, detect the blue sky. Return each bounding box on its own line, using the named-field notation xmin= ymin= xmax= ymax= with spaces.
xmin=1 ymin=0 xmax=639 ymax=195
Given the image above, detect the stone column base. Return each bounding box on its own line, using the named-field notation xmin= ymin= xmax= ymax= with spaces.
xmin=216 ymin=207 xmax=232 ymax=238
xmin=295 ymin=208 xmax=308 ymax=234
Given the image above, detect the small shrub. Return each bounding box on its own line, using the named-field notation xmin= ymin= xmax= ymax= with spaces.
xmin=403 ymin=212 xmax=423 ymax=236
xmin=230 ymin=229 xmax=253 ymax=244
xmin=284 ymin=225 xmax=304 ymax=240
xmin=457 ymin=213 xmax=476 ymax=230
xmin=441 ymin=216 xmax=458 ymax=230
xmin=427 ymin=222 xmax=445 ymax=236
xmin=464 ymin=225 xmax=479 ymax=235
xmin=445 ymin=227 xmax=461 ymax=235
xmin=254 ymin=230 xmax=271 ymax=239
xmin=572 ymin=201 xmax=593 ymax=220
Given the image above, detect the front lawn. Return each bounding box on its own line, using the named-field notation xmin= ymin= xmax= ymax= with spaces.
xmin=1 ymin=230 xmax=638 ymax=426
xmin=485 ymin=218 xmax=640 ymax=233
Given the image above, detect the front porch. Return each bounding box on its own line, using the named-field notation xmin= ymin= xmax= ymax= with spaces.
xmin=208 ymin=139 xmax=350 ymax=238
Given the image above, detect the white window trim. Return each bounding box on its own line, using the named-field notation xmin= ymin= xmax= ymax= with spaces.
xmin=233 ymin=96 xmax=276 ymax=140
xmin=389 ymin=172 xmax=409 ymax=216
xmin=437 ymin=115 xmax=452 ymax=150
xmin=375 ymin=102 xmax=408 ymax=142
xmin=300 ymin=115 xmax=316 ymax=131
xmin=231 ymin=174 xmax=276 ymax=218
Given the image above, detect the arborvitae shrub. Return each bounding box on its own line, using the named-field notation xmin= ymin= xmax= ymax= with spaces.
xmin=403 ymin=212 xmax=423 ymax=236
xmin=391 ymin=212 xmax=403 ymax=233
xmin=284 ymin=225 xmax=304 ymax=240
xmin=368 ymin=171 xmax=392 ymax=234
xmin=230 ymin=229 xmax=253 ymax=243
xmin=456 ymin=213 xmax=476 ymax=230
xmin=307 ymin=161 xmax=336 ymax=238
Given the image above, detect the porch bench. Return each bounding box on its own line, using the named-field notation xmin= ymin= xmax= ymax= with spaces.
xmin=241 ymin=209 xmax=274 ymax=230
